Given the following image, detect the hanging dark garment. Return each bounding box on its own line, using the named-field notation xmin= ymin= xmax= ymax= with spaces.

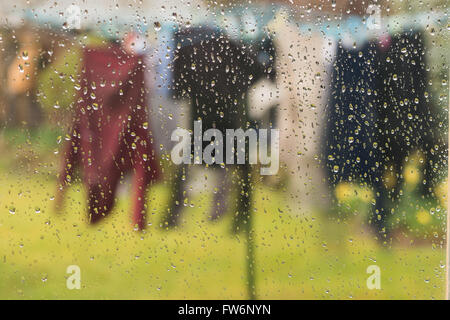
xmin=376 ymin=30 xmax=442 ymax=194
xmin=165 ymin=27 xmax=276 ymax=228
xmin=172 ymin=27 xmax=275 ymax=134
xmin=323 ymin=41 xmax=390 ymax=238
xmin=324 ymin=41 xmax=382 ymax=186
xmin=58 ymin=45 xmax=161 ymax=229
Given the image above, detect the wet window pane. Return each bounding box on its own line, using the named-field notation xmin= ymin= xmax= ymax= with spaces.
xmin=0 ymin=0 xmax=448 ymax=300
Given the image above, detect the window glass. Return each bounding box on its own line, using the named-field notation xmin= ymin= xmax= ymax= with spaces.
xmin=0 ymin=0 xmax=448 ymax=299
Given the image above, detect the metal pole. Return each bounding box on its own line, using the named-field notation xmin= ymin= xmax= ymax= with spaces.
xmin=446 ymin=81 xmax=450 ymax=300
xmin=243 ymin=164 xmax=256 ymax=300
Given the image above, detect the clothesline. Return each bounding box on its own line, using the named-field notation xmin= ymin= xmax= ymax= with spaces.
xmin=21 ymin=5 xmax=447 ymax=43
xmin=294 ymin=12 xmax=448 ymax=40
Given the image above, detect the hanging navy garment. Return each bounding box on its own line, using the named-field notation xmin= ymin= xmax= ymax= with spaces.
xmin=324 ymin=41 xmax=382 ymax=187
xmin=377 ymin=30 xmax=428 ymax=156
xmin=376 ymin=30 xmax=442 ymax=194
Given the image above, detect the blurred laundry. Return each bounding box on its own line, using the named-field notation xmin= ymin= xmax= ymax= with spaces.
xmin=5 ymin=26 xmax=43 ymax=127
xmin=267 ymin=10 xmax=335 ymax=213
xmin=145 ymin=24 xmax=189 ymax=158
xmin=376 ymin=29 xmax=444 ymax=199
xmin=58 ymin=45 xmax=160 ymax=229
xmin=324 ymin=39 xmax=387 ymax=237
xmin=322 ymin=25 xmax=444 ymax=239
xmin=166 ymin=26 xmax=276 ymax=228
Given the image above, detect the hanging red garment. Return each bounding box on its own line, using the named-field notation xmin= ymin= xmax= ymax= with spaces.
xmin=58 ymin=45 xmax=160 ymax=230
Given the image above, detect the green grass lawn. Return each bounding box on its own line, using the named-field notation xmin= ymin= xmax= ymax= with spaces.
xmin=0 ymin=170 xmax=446 ymax=299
